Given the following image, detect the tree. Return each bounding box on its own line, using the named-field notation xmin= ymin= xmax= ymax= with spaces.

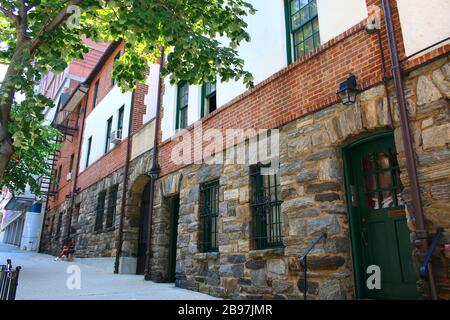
xmin=0 ymin=0 xmax=255 ymax=194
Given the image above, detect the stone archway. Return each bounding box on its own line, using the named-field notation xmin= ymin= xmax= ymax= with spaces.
xmin=119 ymin=174 xmax=150 ymax=274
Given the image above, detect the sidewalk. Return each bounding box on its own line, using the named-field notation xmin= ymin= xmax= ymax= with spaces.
xmin=0 ymin=243 xmax=219 ymax=300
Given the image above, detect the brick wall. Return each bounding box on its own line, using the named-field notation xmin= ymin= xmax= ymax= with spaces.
xmin=156 ymin=0 xmax=449 ymax=178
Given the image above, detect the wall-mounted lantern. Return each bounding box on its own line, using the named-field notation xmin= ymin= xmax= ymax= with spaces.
xmin=337 ymin=74 xmax=359 ymax=105
xmin=147 ymin=165 xmax=161 ymax=181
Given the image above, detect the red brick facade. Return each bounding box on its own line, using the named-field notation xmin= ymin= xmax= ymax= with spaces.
xmin=48 ymin=41 xmax=150 ymax=210
xmin=157 ymin=0 xmax=450 ymax=178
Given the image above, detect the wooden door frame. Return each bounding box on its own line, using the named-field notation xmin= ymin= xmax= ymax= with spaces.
xmin=342 ymin=130 xmax=394 ymax=299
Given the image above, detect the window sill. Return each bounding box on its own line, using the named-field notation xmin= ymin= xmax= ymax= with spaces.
xmin=248 ymin=247 xmax=285 ymax=259
xmin=194 ymin=252 xmax=220 ymax=261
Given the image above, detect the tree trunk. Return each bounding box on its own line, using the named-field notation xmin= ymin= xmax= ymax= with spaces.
xmin=0 ymin=125 xmax=13 ymax=181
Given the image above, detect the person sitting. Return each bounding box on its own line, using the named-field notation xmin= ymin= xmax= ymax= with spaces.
xmin=54 ymin=239 xmax=76 ymax=261
xmin=67 ymin=240 xmax=76 ymax=261
xmin=54 ymin=245 xmax=69 ymax=261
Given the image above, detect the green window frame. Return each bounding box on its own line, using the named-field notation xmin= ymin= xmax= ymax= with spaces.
xmin=199 ymin=180 xmax=220 ymax=252
xmin=201 ymin=82 xmax=217 ymax=118
xmin=176 ymin=82 xmax=189 ymax=130
xmin=92 ymin=79 xmax=100 ymax=109
xmin=85 ymin=136 xmax=92 ymax=168
xmin=117 ymin=105 xmax=124 ymax=138
xmin=95 ymin=191 xmax=106 ymax=231
xmin=285 ymin=0 xmax=320 ymax=62
xmin=106 ymin=185 xmax=118 ymax=228
xmin=111 ymin=53 xmax=120 ymax=87
xmin=251 ymin=164 xmax=284 ymax=250
xmin=105 ymin=116 xmax=113 ymax=153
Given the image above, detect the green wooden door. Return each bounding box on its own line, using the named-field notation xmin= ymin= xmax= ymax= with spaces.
xmin=167 ymin=196 xmax=180 ymax=283
xmin=345 ymin=133 xmax=418 ymax=299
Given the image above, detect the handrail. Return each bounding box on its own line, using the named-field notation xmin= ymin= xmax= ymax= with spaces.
xmin=420 ymin=228 xmax=444 ymax=278
xmin=299 ymin=232 xmax=327 ymax=300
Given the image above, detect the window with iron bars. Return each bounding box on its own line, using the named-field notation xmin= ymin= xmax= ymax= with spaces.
xmin=199 ymin=180 xmax=220 ymax=252
xmin=251 ymin=164 xmax=284 ymax=250
xmin=106 ymin=185 xmax=118 ymax=228
xmin=95 ymin=191 xmax=106 ymax=231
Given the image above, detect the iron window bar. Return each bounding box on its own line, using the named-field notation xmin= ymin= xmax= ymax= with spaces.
xmin=299 ymin=232 xmax=327 ymax=300
xmin=251 ymin=164 xmax=284 ymax=250
xmin=420 ymin=228 xmax=444 ymax=279
xmin=200 ymin=181 xmax=220 ymax=253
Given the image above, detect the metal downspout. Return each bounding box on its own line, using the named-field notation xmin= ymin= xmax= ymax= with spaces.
xmin=114 ymin=90 xmax=136 ymax=274
xmin=65 ymin=101 xmax=88 ymax=244
xmin=381 ymin=0 xmax=438 ymax=300
xmin=144 ymin=46 xmax=165 ymax=281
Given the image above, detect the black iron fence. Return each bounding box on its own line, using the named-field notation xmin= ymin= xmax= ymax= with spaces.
xmin=0 ymin=259 xmax=21 ymax=300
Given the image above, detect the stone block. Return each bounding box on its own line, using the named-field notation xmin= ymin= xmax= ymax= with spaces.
xmin=250 ymin=269 xmax=267 ymax=287
xmin=319 ymin=280 xmax=347 ymax=300
xmin=245 ymin=259 xmax=265 ymax=270
xmin=297 ymin=168 xmax=318 ymax=182
xmin=306 ymin=182 xmax=340 ymax=193
xmin=319 ymin=159 xmax=340 ymax=181
xmin=267 ymin=259 xmax=287 ymax=276
xmin=224 ymin=189 xmax=239 ymax=201
xmin=281 ymin=196 xmax=314 ymax=213
xmin=432 ymin=68 xmax=450 ymax=99
xmin=417 ymin=75 xmax=442 ymax=106
xmin=315 ymin=193 xmax=340 ymax=202
xmin=306 ymin=215 xmax=341 ymax=236
xmin=272 ymin=280 xmax=294 ymax=294
xmin=219 ymin=264 xmax=244 ymax=278
xmin=422 ymin=124 xmax=450 ymax=149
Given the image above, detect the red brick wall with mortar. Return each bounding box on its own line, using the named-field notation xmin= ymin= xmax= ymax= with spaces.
xmin=157 ymin=0 xmax=449 ymax=178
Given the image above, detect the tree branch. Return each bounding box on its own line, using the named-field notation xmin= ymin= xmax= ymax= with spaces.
xmin=29 ymin=0 xmax=84 ymax=54
xmin=0 ymin=6 xmax=18 ymax=24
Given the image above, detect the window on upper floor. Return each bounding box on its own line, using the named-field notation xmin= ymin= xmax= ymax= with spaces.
xmin=199 ymin=180 xmax=220 ymax=253
xmin=117 ymin=105 xmax=124 ymax=139
xmin=92 ymin=79 xmax=100 ymax=109
xmin=201 ymin=82 xmax=217 ymax=118
xmin=95 ymin=191 xmax=106 ymax=231
xmin=85 ymin=136 xmax=92 ymax=168
xmin=176 ymin=82 xmax=189 ymax=130
xmin=105 ymin=116 xmax=113 ymax=153
xmin=286 ymin=0 xmax=320 ymax=61
xmin=250 ymin=164 xmax=284 ymax=250
xmin=106 ymin=185 xmax=118 ymax=228
xmin=67 ymin=154 xmax=74 ymax=180
xmin=111 ymin=53 xmax=120 ymax=87
xmin=54 ymin=165 xmax=62 ymax=193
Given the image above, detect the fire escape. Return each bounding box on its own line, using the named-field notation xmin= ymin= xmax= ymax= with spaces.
xmin=38 ymin=93 xmax=79 ymax=198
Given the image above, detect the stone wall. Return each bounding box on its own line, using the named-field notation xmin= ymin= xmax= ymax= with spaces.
xmin=41 ymin=168 xmax=125 ymax=259
xmin=146 ymin=56 xmax=449 ymax=299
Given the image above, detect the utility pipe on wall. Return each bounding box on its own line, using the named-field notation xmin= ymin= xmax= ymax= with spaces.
xmin=144 ymin=46 xmax=165 ymax=281
xmin=381 ymin=0 xmax=438 ymax=300
xmin=114 ymin=90 xmax=135 ymax=274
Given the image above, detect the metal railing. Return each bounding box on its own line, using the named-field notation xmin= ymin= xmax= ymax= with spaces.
xmin=420 ymin=228 xmax=444 ymax=279
xmin=0 ymin=259 xmax=21 ymax=300
xmin=299 ymin=232 xmax=327 ymax=301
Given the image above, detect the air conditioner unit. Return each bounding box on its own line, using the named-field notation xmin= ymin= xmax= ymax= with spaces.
xmin=66 ymin=172 xmax=72 ymax=181
xmin=110 ymin=129 xmax=122 ymax=144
